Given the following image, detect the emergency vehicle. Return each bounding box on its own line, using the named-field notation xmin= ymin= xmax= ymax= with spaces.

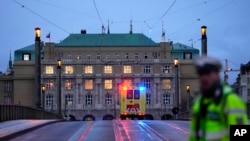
xmin=120 ymin=86 xmax=146 ymax=120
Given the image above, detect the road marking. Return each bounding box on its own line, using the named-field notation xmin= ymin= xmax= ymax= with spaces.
xmin=113 ymin=120 xmax=123 ymax=141
xmin=77 ymin=122 xmax=95 ymax=141
xmin=67 ymin=122 xmax=94 ymax=141
xmin=160 ymin=121 xmax=189 ymax=134
xmin=138 ymin=121 xmax=169 ymax=141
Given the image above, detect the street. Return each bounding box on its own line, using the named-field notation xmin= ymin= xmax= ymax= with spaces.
xmin=9 ymin=120 xmax=189 ymax=141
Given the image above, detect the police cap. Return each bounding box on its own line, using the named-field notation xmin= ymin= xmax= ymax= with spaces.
xmin=194 ymin=56 xmax=222 ymax=75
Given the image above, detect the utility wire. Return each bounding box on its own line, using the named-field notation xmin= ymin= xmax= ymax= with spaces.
xmin=151 ymin=0 xmax=177 ymax=28
xmin=35 ymin=0 xmax=105 ymax=20
xmin=169 ymin=1 xmax=207 ymax=14
xmin=169 ymin=0 xmax=235 ymax=38
xmin=12 ymin=0 xmax=70 ymax=34
xmin=93 ymin=0 xmax=104 ymax=26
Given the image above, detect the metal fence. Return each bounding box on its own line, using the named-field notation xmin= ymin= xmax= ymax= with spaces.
xmin=178 ymin=111 xmax=191 ymax=120
xmin=0 ymin=104 xmax=62 ymax=122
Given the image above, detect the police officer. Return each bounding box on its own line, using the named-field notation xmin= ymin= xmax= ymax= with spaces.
xmin=189 ymin=56 xmax=248 ymax=141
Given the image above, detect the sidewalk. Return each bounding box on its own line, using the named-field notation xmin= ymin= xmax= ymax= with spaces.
xmin=0 ymin=120 xmax=59 ymax=140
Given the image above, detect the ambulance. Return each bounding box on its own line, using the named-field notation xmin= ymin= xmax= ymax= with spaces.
xmin=120 ymin=86 xmax=146 ymax=120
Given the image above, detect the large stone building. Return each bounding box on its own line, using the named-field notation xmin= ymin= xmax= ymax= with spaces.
xmin=0 ymin=54 xmax=14 ymax=104
xmin=233 ymin=61 xmax=250 ymax=116
xmin=1 ymin=31 xmax=200 ymax=119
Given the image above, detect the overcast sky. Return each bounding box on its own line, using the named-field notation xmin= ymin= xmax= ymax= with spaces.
xmin=1 ymin=0 xmax=250 ymax=84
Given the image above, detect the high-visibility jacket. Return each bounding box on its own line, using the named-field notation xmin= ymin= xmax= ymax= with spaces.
xmin=189 ymin=84 xmax=248 ymax=141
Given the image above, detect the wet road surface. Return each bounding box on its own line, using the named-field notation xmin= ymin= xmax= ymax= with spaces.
xmin=9 ymin=120 xmax=189 ymax=141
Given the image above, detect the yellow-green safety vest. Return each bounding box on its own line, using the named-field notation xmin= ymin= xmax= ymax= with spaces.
xmin=189 ymin=85 xmax=248 ymax=141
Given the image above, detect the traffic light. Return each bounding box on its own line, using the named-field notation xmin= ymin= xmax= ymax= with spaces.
xmin=172 ymin=107 xmax=179 ymax=115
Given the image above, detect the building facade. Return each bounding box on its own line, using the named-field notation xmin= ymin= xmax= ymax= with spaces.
xmin=0 ymin=54 xmax=14 ymax=104
xmin=4 ymin=32 xmax=199 ymax=119
xmin=232 ymin=61 xmax=250 ymax=117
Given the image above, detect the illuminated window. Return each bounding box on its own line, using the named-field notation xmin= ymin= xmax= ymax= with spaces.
xmin=163 ymin=79 xmax=171 ymax=89
xmin=124 ymin=65 xmax=132 ymax=74
xmin=144 ymin=65 xmax=151 ymax=73
xmin=85 ymin=80 xmax=93 ymax=90
xmin=85 ymin=66 xmax=93 ymax=74
xmin=146 ymin=94 xmax=151 ymax=105
xmin=96 ymin=53 xmax=101 ymax=59
xmin=86 ymin=94 xmax=92 ymax=105
xmin=135 ymin=53 xmax=139 ymax=59
xmin=4 ymin=81 xmax=11 ymax=92
xmin=163 ymin=94 xmax=171 ymax=105
xmin=104 ymin=79 xmax=112 ymax=89
xmin=65 ymin=80 xmax=73 ymax=90
xmin=116 ymin=53 xmax=120 ymax=59
xmin=104 ymin=65 xmax=112 ymax=74
xmin=125 ymin=53 xmax=129 ymax=59
xmin=183 ymin=52 xmax=192 ymax=59
xmin=105 ymin=94 xmax=112 ymax=105
xmin=65 ymin=66 xmax=73 ymax=74
xmin=143 ymin=79 xmax=151 ymax=88
xmin=77 ymin=55 xmax=82 ymax=60
xmin=45 ymin=80 xmax=54 ymax=90
xmin=45 ymin=66 xmax=54 ymax=74
xmin=23 ymin=53 xmax=30 ymax=61
xmin=163 ymin=65 xmax=171 ymax=73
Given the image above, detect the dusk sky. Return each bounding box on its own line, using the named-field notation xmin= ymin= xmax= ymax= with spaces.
xmin=1 ymin=0 xmax=249 ymax=84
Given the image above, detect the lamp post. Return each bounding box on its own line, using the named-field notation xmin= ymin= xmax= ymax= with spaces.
xmin=186 ymin=85 xmax=190 ymax=112
xmin=57 ymin=59 xmax=62 ymax=115
xmin=174 ymin=58 xmax=179 ymax=119
xmin=41 ymin=85 xmax=46 ymax=110
xmin=35 ymin=27 xmax=42 ymax=108
xmin=201 ymin=25 xmax=207 ymax=56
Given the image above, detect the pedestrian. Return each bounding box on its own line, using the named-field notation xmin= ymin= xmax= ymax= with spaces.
xmin=189 ymin=56 xmax=248 ymax=141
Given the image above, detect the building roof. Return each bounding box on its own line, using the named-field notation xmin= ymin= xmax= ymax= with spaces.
xmin=172 ymin=43 xmax=199 ymax=52
xmin=56 ymin=33 xmax=159 ymax=47
xmin=15 ymin=44 xmax=35 ymax=53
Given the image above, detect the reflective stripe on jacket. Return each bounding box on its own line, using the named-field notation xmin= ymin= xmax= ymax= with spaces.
xmin=189 ymin=84 xmax=248 ymax=141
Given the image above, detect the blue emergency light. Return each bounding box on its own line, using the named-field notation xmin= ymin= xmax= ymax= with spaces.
xmin=139 ymin=86 xmax=145 ymax=91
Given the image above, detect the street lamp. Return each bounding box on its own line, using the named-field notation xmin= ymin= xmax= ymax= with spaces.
xmin=174 ymin=58 xmax=179 ymax=67
xmin=35 ymin=27 xmax=41 ymax=41
xmin=35 ymin=27 xmax=41 ymax=108
xmin=57 ymin=59 xmax=62 ymax=69
xmin=174 ymin=58 xmax=179 ymax=119
xmin=186 ymin=85 xmax=190 ymax=111
xmin=201 ymin=25 xmax=207 ymax=56
xmin=41 ymin=85 xmax=46 ymax=109
xmin=57 ymin=59 xmax=62 ymax=115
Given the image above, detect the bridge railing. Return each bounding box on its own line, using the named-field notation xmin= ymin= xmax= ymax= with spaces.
xmin=0 ymin=104 xmax=62 ymax=122
xmin=178 ymin=111 xmax=191 ymax=120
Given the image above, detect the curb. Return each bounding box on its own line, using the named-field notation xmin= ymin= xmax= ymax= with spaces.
xmin=0 ymin=120 xmax=64 ymax=141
